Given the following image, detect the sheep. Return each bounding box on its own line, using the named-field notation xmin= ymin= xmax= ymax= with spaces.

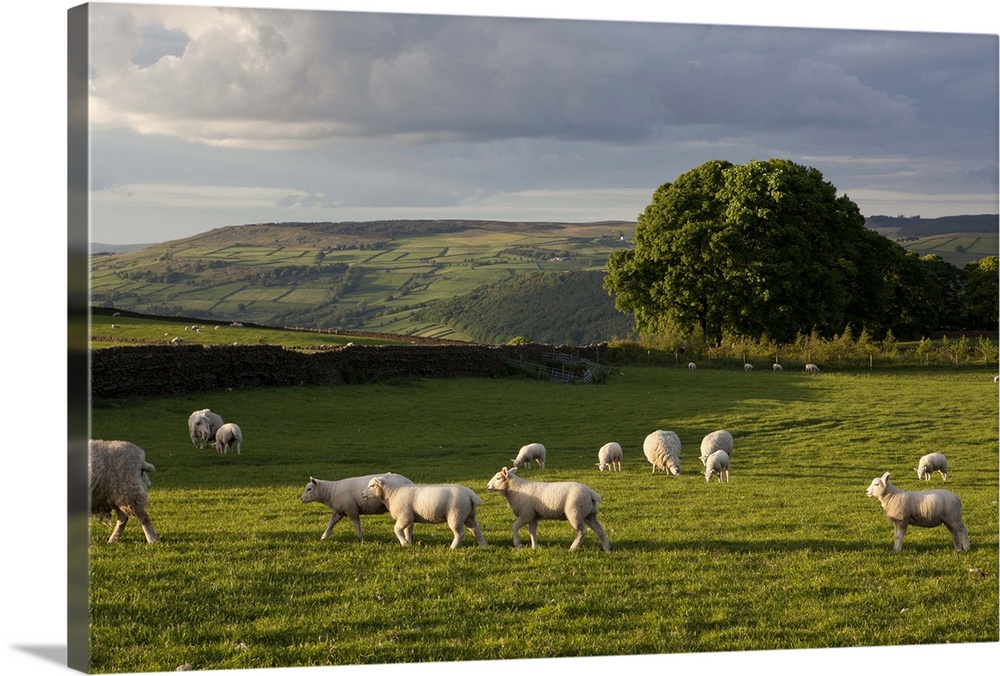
xmin=699 ymin=429 xmax=734 ymax=466
xmin=805 ymin=363 xmax=820 ymax=374
xmin=170 ymin=336 xmax=184 ymax=345
xmin=511 ymin=442 xmax=546 ymax=469
xmin=994 ymin=375 xmax=999 ymax=383
xmin=703 ymin=450 xmax=730 ymax=482
xmin=300 ymin=472 xmax=413 ymax=540
xmin=772 ymin=363 xmax=783 ymax=372
xmin=914 ymin=452 xmax=948 ymax=482
xmin=744 ymin=363 xmax=753 ymax=372
xmin=211 ymin=422 xmax=243 ymax=454
xmin=187 ymin=408 xmax=224 ymax=449
xmin=688 ymin=362 xmax=697 ymax=370
xmin=361 ymin=477 xmax=488 ymax=548
xmin=865 ymin=472 xmax=969 ymax=552
xmin=643 ymin=430 xmax=681 ymax=475
xmin=89 ymin=440 xmax=159 ymax=543
xmin=596 ymin=442 xmax=623 ymax=471
xmin=486 ymin=466 xmax=610 ymax=551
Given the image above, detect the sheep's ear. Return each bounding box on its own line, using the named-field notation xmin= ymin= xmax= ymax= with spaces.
xmin=501 ymin=467 xmax=509 ymax=478
xmin=309 ymin=477 xmax=317 ymax=484
xmin=882 ymin=472 xmax=891 ymax=483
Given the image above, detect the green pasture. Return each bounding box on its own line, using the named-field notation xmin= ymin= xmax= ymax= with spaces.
xmin=87 ymin=365 xmax=999 ymax=672
xmin=89 ymin=314 xmax=400 ymax=349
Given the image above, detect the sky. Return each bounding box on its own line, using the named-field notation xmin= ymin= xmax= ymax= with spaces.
xmin=83 ymin=1 xmax=999 ymax=244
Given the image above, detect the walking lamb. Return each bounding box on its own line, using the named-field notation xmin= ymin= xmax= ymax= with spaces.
xmin=865 ymin=472 xmax=969 ymax=552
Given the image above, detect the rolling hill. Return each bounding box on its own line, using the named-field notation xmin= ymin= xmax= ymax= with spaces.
xmin=90 ymin=220 xmax=636 ymax=344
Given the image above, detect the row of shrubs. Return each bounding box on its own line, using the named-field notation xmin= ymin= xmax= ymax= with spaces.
xmin=605 ymin=325 xmax=999 ymax=370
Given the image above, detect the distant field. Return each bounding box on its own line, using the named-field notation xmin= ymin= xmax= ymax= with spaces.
xmin=87 ymin=365 xmax=998 ymax=672
xmin=870 ymin=229 xmax=998 ymax=267
xmin=89 ymin=221 xmax=634 ymax=339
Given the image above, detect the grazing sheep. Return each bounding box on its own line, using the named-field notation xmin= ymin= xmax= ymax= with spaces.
xmin=211 ymin=422 xmax=243 ymax=455
xmin=688 ymin=362 xmax=697 ymax=370
xmin=487 ymin=466 xmax=610 ymax=551
xmin=170 ymin=336 xmax=184 ymax=345
xmin=511 ymin=442 xmax=546 ymax=469
xmin=111 ymin=323 xmax=121 ymax=329
xmin=300 ymin=472 xmax=413 ymax=540
xmin=994 ymin=375 xmax=999 ymax=383
xmin=361 ymin=477 xmax=488 ymax=548
xmin=915 ymin=452 xmax=949 ymax=482
xmin=744 ymin=363 xmax=753 ymax=372
xmin=699 ymin=429 xmax=734 ymax=466
xmin=187 ymin=409 xmax=224 ymax=449
xmin=89 ymin=440 xmax=159 ymax=543
xmin=596 ymin=442 xmax=623 ymax=472
xmin=703 ymin=450 xmax=730 ymax=482
xmin=865 ymin=472 xmax=969 ymax=552
xmin=643 ymin=430 xmax=681 ymax=475
xmin=805 ymin=363 xmax=820 ymax=374
xmin=772 ymin=363 xmax=783 ymax=372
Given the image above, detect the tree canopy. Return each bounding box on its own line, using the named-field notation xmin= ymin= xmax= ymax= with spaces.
xmin=604 ymin=159 xmax=980 ymax=343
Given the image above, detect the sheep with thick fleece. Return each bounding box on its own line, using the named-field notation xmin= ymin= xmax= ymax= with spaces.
xmin=211 ymin=422 xmax=243 ymax=455
xmin=301 ymin=472 xmax=413 ymax=540
xmin=89 ymin=440 xmax=159 ymax=543
xmin=596 ymin=442 xmax=623 ymax=472
xmin=511 ymin=442 xmax=546 ymax=469
xmin=805 ymin=363 xmax=820 ymax=374
xmin=643 ymin=430 xmax=681 ymax=475
xmin=188 ymin=408 xmax=224 ymax=449
xmin=699 ymin=429 xmax=734 ymax=466
xmin=703 ymin=450 xmax=730 ymax=482
xmin=361 ymin=477 xmax=488 ymax=548
xmin=915 ymin=452 xmax=948 ymax=482
xmin=486 ymin=466 xmax=610 ymax=551
xmin=865 ymin=472 xmax=968 ymax=552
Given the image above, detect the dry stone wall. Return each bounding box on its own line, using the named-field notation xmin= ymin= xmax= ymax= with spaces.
xmin=90 ymin=343 xmax=607 ymax=400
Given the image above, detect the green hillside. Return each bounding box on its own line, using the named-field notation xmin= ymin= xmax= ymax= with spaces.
xmin=415 ymin=269 xmax=635 ymax=345
xmin=90 ymin=220 xmax=636 ymax=344
xmin=865 ymin=214 xmax=998 ymax=267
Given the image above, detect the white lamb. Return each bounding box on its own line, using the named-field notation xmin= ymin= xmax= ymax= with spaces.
xmin=188 ymin=408 xmax=224 ymax=449
xmin=772 ymin=363 xmax=783 ymax=372
xmin=699 ymin=429 xmax=734 ymax=466
xmin=486 ymin=466 xmax=610 ymax=551
xmin=300 ymin=473 xmax=413 ymax=540
xmin=805 ymin=363 xmax=820 ymax=374
xmin=211 ymin=422 xmax=243 ymax=455
xmin=643 ymin=430 xmax=681 ymax=475
xmin=596 ymin=442 xmax=623 ymax=471
xmin=744 ymin=363 xmax=753 ymax=372
xmin=89 ymin=440 xmax=159 ymax=543
xmin=914 ymin=452 xmax=948 ymax=482
xmin=703 ymin=450 xmax=730 ymax=482
xmin=361 ymin=477 xmax=488 ymax=548
xmin=865 ymin=472 xmax=969 ymax=552
xmin=511 ymin=442 xmax=546 ymax=469
xmin=688 ymin=362 xmax=697 ymax=370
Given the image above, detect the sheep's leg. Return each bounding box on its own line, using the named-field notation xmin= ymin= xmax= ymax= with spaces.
xmin=892 ymin=522 xmax=907 ymax=552
xmin=107 ymin=508 xmax=128 ymax=543
xmin=466 ymin=515 xmax=488 ymax=547
xmin=321 ymin=514 xmax=344 ymax=540
xmin=394 ymin=520 xmax=412 ymax=546
xmin=449 ymin=523 xmax=465 ymax=549
xmin=347 ymin=515 xmax=365 ymax=540
xmin=511 ymin=515 xmax=532 ymax=548
xmin=527 ymin=520 xmax=540 ymax=549
xmin=586 ymin=515 xmax=611 ymax=552
xmin=939 ymin=470 xmax=947 ymax=481
xmin=236 ymin=441 xmax=242 ymax=455
xmin=135 ymin=510 xmax=159 ymax=543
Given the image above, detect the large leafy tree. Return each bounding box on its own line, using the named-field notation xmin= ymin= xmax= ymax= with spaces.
xmin=605 ymin=158 xmax=915 ymax=343
xmin=962 ymin=256 xmax=999 ymax=329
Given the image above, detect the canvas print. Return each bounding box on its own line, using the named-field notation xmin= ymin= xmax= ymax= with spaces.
xmin=69 ymin=2 xmax=998 ymax=674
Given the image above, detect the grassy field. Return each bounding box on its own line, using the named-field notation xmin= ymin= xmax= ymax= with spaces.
xmin=87 ymin=364 xmax=999 ymax=673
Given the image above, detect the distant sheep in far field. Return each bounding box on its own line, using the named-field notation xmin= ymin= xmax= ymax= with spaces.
xmin=643 ymin=430 xmax=681 ymax=475
xmin=699 ymin=430 xmax=733 ymax=466
xmin=596 ymin=442 xmax=622 ymax=471
xmin=89 ymin=440 xmax=159 ymax=543
xmin=915 ymin=452 xmax=948 ymax=482
xmin=805 ymin=363 xmax=820 ymax=374
xmin=188 ymin=409 xmax=224 ymax=449
xmin=744 ymin=363 xmax=753 ymax=372
xmin=512 ymin=443 xmax=546 ymax=469
xmin=772 ymin=363 xmax=783 ymax=372
xmin=688 ymin=362 xmax=697 ymax=370
xmin=170 ymin=336 xmax=184 ymax=345
xmin=212 ymin=422 xmax=243 ymax=455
